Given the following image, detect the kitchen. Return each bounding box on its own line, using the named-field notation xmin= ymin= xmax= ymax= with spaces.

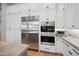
xmin=0 ymin=3 xmax=79 ymax=56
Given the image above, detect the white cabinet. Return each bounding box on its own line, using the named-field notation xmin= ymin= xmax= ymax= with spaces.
xmin=56 ymin=10 xmax=65 ymax=29
xmin=40 ymin=44 xmax=56 ymax=53
xmin=64 ymin=3 xmax=79 ymax=29
xmin=56 ymin=37 xmax=63 ymax=53
xmin=39 ymin=3 xmax=56 ymax=22
xmin=56 ymin=3 xmax=77 ymax=29
xmin=6 ymin=13 xmax=21 ymax=43
xmin=73 ymin=4 xmax=79 ymax=29
xmin=64 ymin=4 xmax=74 ymax=29
xmin=56 ymin=4 xmax=65 ymax=29
xmin=39 ymin=3 xmax=56 ymax=10
xmin=39 ymin=9 xmax=56 ymax=22
xmin=25 ymin=3 xmax=40 ymax=12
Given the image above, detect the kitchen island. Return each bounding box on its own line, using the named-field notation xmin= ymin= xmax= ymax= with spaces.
xmin=0 ymin=41 xmax=29 ymax=56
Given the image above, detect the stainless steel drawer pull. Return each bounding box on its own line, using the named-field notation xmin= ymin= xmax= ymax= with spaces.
xmin=68 ymin=51 xmax=72 ymax=55
xmin=72 ymin=49 xmax=79 ymax=55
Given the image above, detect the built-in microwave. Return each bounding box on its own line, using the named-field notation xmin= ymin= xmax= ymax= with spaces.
xmin=41 ymin=26 xmax=55 ymax=32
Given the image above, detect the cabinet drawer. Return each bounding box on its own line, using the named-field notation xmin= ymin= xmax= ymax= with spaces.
xmin=40 ymin=45 xmax=55 ymax=53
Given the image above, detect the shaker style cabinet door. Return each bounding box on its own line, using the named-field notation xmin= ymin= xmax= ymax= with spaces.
xmin=73 ymin=4 xmax=79 ymax=29
xmin=6 ymin=14 xmax=21 ymax=44
xmin=56 ymin=38 xmax=63 ymax=53
xmin=5 ymin=6 xmax=21 ymax=43
xmin=55 ymin=4 xmax=65 ymax=29
xmin=64 ymin=4 xmax=74 ymax=29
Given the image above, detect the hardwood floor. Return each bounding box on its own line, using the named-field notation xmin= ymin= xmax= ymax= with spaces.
xmin=22 ymin=38 xmax=63 ymax=56
xmin=27 ymin=49 xmax=63 ymax=56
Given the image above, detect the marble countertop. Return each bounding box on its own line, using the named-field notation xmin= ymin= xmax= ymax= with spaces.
xmin=58 ymin=36 xmax=79 ymax=49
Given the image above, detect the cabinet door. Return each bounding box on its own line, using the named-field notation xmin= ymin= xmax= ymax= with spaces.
xmin=39 ymin=9 xmax=56 ymax=22
xmin=74 ymin=4 xmax=79 ymax=29
xmin=56 ymin=38 xmax=63 ymax=53
xmin=56 ymin=11 xmax=64 ymax=29
xmin=64 ymin=4 xmax=74 ymax=29
xmin=6 ymin=14 xmax=21 ymax=44
xmin=39 ymin=3 xmax=56 ymax=10
xmin=62 ymin=41 xmax=71 ymax=56
xmin=26 ymin=3 xmax=39 ymax=12
xmin=56 ymin=4 xmax=65 ymax=29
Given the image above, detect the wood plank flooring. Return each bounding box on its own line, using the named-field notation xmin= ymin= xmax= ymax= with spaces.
xmin=22 ymin=38 xmax=63 ymax=56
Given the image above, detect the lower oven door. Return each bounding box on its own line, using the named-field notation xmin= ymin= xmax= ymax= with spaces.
xmin=41 ymin=36 xmax=55 ymax=46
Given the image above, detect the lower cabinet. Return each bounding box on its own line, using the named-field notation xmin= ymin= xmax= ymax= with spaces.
xmin=40 ymin=44 xmax=56 ymax=53
xmin=56 ymin=38 xmax=63 ymax=53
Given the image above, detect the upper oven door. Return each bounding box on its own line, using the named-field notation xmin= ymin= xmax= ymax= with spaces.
xmin=41 ymin=26 xmax=55 ymax=32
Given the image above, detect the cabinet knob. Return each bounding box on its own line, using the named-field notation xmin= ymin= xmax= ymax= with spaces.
xmin=28 ymin=9 xmax=31 ymax=11
xmin=72 ymin=25 xmax=74 ymax=27
xmin=62 ymin=26 xmax=64 ymax=28
xmin=68 ymin=51 xmax=72 ymax=55
xmin=46 ymin=6 xmax=49 ymax=8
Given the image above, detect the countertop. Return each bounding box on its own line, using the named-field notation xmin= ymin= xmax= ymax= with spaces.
xmin=57 ymin=36 xmax=79 ymax=49
xmin=0 ymin=41 xmax=29 ymax=56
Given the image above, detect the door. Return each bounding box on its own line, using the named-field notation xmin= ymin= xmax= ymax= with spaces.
xmin=6 ymin=14 xmax=21 ymax=43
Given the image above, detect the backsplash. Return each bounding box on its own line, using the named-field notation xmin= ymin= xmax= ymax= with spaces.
xmin=67 ymin=29 xmax=79 ymax=39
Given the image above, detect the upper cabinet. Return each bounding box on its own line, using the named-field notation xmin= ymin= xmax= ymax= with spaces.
xmin=56 ymin=3 xmax=78 ymax=29
xmin=64 ymin=4 xmax=74 ymax=29
xmin=64 ymin=3 xmax=79 ymax=29
xmin=73 ymin=4 xmax=79 ymax=29
xmin=39 ymin=3 xmax=56 ymax=10
xmin=39 ymin=3 xmax=56 ymax=22
xmin=56 ymin=3 xmax=65 ymax=29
